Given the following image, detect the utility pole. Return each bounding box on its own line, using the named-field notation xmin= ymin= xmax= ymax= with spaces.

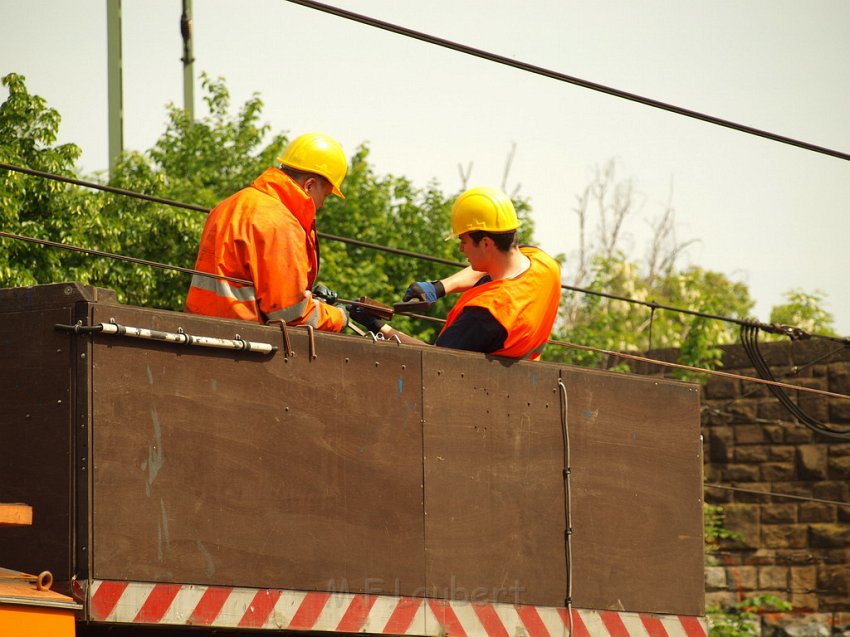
xmin=181 ymin=0 xmax=195 ymax=120
xmin=106 ymin=0 xmax=124 ymax=172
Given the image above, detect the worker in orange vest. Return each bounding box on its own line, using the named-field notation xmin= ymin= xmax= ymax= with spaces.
xmin=348 ymin=186 xmax=562 ymax=359
xmin=185 ymin=132 xmax=349 ymax=330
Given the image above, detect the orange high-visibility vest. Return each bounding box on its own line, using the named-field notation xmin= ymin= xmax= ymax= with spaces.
xmin=439 ymin=246 xmax=561 ymax=359
xmin=185 ymin=168 xmax=346 ymax=331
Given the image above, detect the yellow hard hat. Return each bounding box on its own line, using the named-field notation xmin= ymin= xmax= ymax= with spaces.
xmin=449 ymin=186 xmax=520 ymax=237
xmin=277 ymin=132 xmax=348 ymax=198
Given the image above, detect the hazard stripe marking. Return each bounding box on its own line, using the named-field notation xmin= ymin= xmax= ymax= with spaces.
xmin=89 ymin=580 xmax=129 ymax=621
xmin=238 ymin=589 xmax=281 ymax=628
xmin=134 ymin=583 xmax=181 ymax=623
xmin=84 ymin=580 xmax=707 ymax=636
xmin=428 ymin=598 xmax=467 ymax=637
xmin=188 ymin=586 xmax=232 ymax=625
xmin=337 ymin=593 xmax=378 ymax=632
xmin=383 ymin=597 xmax=424 ymax=634
xmin=289 ymin=591 xmax=331 ymax=630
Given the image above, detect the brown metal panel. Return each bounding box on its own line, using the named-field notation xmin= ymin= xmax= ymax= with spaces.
xmin=422 ymin=350 xmax=567 ymax=606
xmin=89 ymin=305 xmax=426 ymax=594
xmin=0 ymin=305 xmax=76 ymax=579
xmin=562 ymin=367 xmax=704 ymax=616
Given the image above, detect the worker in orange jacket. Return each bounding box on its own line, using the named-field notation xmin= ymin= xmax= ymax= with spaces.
xmin=348 ymin=186 xmax=561 ymax=359
xmin=185 ymin=132 xmax=348 ymax=331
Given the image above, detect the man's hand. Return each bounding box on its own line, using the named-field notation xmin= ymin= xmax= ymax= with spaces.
xmin=312 ymin=284 xmax=339 ymax=305
xmin=403 ymin=280 xmax=445 ymax=303
xmin=346 ymin=304 xmax=386 ymax=334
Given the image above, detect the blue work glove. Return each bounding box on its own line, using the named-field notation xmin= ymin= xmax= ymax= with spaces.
xmin=346 ymin=304 xmax=385 ymax=334
xmin=403 ymin=280 xmax=445 ymax=303
xmin=312 ymin=284 xmax=338 ymax=305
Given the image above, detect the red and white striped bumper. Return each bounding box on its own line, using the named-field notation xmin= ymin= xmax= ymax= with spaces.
xmin=84 ymin=580 xmax=707 ymax=637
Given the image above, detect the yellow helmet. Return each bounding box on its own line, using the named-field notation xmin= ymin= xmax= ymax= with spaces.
xmin=449 ymin=186 xmax=520 ymax=237
xmin=277 ymin=132 xmax=348 ymax=198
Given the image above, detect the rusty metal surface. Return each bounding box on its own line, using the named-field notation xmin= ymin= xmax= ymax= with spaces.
xmin=0 ymin=305 xmax=76 ymax=579
xmin=422 ymin=350 xmax=566 ymax=606
xmin=89 ymin=303 xmax=426 ymax=594
xmin=562 ymin=366 xmax=704 ymax=615
xmin=0 ymin=284 xmax=704 ymax=616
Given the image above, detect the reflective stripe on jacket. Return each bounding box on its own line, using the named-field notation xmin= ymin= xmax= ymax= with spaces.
xmin=439 ymin=246 xmax=561 ymax=360
xmin=185 ymin=168 xmax=347 ymax=331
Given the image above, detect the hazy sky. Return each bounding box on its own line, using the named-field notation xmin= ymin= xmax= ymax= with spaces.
xmin=2 ymin=0 xmax=849 ymax=334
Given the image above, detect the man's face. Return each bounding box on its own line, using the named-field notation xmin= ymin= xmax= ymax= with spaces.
xmin=458 ymin=233 xmax=487 ymax=271
xmin=306 ymin=176 xmax=334 ymax=211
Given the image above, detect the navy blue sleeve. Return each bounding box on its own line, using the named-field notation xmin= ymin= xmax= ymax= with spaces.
xmin=435 ymin=306 xmax=507 ymax=353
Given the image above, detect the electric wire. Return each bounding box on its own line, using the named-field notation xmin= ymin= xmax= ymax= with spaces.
xmin=4 ymin=161 xmax=847 ymax=347
xmin=0 ymin=230 xmax=252 ymax=286
xmin=740 ymin=323 xmax=850 ymax=440
xmin=558 ymin=378 xmax=573 ymax=634
xmin=704 ymin=483 xmax=850 ymax=508
xmin=281 ymin=0 xmax=850 ymax=163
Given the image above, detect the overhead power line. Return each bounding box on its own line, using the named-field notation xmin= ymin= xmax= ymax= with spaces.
xmin=281 ymin=0 xmax=850 ymax=163
xmin=2 ymin=162 xmax=848 ymax=346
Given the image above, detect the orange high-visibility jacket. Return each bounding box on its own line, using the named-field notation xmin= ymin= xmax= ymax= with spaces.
xmin=185 ymin=168 xmax=347 ymax=331
xmin=439 ymin=246 xmax=561 ymax=359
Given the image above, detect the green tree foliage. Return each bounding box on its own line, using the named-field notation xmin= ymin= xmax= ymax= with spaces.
xmin=0 ymin=74 xmax=834 ymax=358
xmin=769 ymin=288 xmax=837 ymax=337
xmin=0 ymin=73 xmax=91 ymax=285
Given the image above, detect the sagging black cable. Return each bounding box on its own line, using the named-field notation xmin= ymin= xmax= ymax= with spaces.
xmin=2 ymin=161 xmax=848 ymax=346
xmin=281 ymin=0 xmax=850 ymax=164
xmin=740 ymin=322 xmax=850 ymax=440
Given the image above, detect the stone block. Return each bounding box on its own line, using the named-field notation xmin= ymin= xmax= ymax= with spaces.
xmin=829 ymin=444 xmax=850 ymax=457
xmin=726 ymin=463 xmax=761 ymax=482
xmin=798 ymin=503 xmax=835 ymax=523
xmin=759 ymin=565 xmax=789 ymax=589
xmin=773 ymin=482 xmax=813 ymax=498
xmin=796 ymin=445 xmax=828 ymax=480
xmin=762 ymin=524 xmax=807 ymax=548
xmin=828 ymin=362 xmax=850 ymax=394
xmin=769 ymin=446 xmax=795 ymax=462
xmin=762 ymin=504 xmax=797 ymax=524
xmin=705 ymin=591 xmax=737 ymax=609
xmin=764 ymin=425 xmax=784 ymax=443
xmin=724 ymin=504 xmax=761 ymax=548
xmin=708 ymin=427 xmax=734 ymax=463
xmin=774 ymin=550 xmax=818 ymax=566
xmin=790 ymin=566 xmax=817 ymax=593
xmin=736 ymin=445 xmax=769 ymax=463
xmin=808 ymin=523 xmax=850 ymax=548
xmin=733 ymin=482 xmax=772 ymax=503
xmin=838 ymin=506 xmax=850 ymax=523
xmin=704 ymin=376 xmax=740 ymax=399
xmin=812 ymin=481 xmax=849 ymax=500
xmin=829 ymin=400 xmax=850 ymax=423
xmin=828 ymin=456 xmax=850 ymax=480
xmin=817 ymin=564 xmax=850 ymax=593
xmin=727 ymin=565 xmax=758 ymax=590
xmin=761 ymin=462 xmax=796 ymax=482
xmin=704 ymin=566 xmax=727 ymax=589
xmin=783 ymin=422 xmax=814 ymax=443
xmin=798 ymin=395 xmax=829 ymax=421
xmin=744 ymin=548 xmax=777 ymax=566
xmin=759 ymin=400 xmax=790 ymax=423
xmin=789 ymin=592 xmax=819 ymax=611
xmin=735 ymin=422 xmax=764 ymax=441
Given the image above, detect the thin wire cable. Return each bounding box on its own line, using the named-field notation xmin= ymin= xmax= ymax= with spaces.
xmin=546 ymin=337 xmax=850 ymax=401
xmin=558 ymin=378 xmax=573 ymax=632
xmin=2 ymin=161 xmax=847 ymax=344
xmin=0 ymin=230 xmax=253 ymax=286
xmin=705 ymin=483 xmax=850 ymax=508
xmin=282 ymin=0 xmax=850 ymax=163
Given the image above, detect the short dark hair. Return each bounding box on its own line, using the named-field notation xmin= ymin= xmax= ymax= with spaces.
xmin=467 ymin=230 xmax=517 ymax=253
xmin=279 ymin=165 xmax=329 ymax=188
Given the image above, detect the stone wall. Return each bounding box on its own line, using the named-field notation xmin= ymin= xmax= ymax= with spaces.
xmin=692 ymin=337 xmax=850 ymax=634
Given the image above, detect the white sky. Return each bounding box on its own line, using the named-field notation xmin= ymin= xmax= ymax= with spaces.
xmin=2 ymin=0 xmax=849 ymax=334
